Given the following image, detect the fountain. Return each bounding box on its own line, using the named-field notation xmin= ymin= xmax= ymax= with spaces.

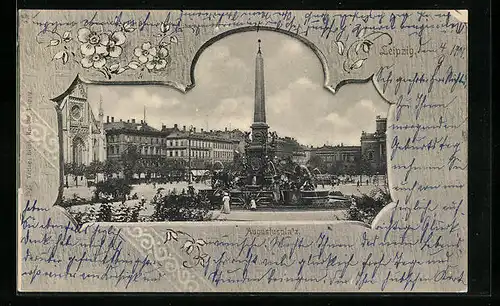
xmin=201 ymin=40 xmax=334 ymax=209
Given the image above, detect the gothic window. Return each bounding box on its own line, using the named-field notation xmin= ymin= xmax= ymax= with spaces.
xmin=72 ymin=137 xmax=85 ymax=165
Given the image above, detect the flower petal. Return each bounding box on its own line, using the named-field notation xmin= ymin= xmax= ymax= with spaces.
xmin=112 ymin=31 xmax=126 ymax=45
xmin=77 ymin=28 xmax=91 ymax=43
xmin=99 ymin=33 xmax=110 ymax=46
xmin=158 ymin=47 xmax=169 ymax=58
xmin=142 ymin=42 xmax=152 ymax=50
xmin=89 ymin=24 xmax=104 ymax=34
xmin=108 ymin=46 xmax=122 ymax=58
xmin=155 ymin=59 xmax=167 ymax=70
xmin=148 ymin=47 xmax=157 ymax=56
xmin=80 ymin=43 xmax=95 ymax=56
xmin=146 ymin=61 xmax=155 ymax=70
xmin=134 ymin=47 xmax=144 ymax=57
xmin=138 ymin=55 xmax=148 ymax=63
xmin=147 ymin=54 xmax=154 ymax=62
xmin=93 ymin=58 xmax=106 ymax=68
xmin=95 ymin=45 xmax=109 ymax=56
xmin=81 ymin=57 xmax=93 ymax=68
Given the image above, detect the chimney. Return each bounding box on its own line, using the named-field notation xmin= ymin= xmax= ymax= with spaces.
xmin=201 ymin=128 xmax=204 ymax=132
xmin=183 ymin=125 xmax=186 ymax=131
xmin=120 ymin=119 xmax=122 ymax=122
xmin=193 ymin=127 xmax=196 ymax=133
xmin=162 ymin=124 xmax=166 ymax=130
xmin=140 ymin=120 xmax=143 ymax=124
xmin=174 ymin=124 xmax=178 ymax=129
xmin=106 ymin=116 xmax=109 ymax=123
xmin=127 ymin=119 xmax=129 ymax=123
xmin=132 ymin=119 xmax=135 ymax=123
xmin=111 ymin=117 xmax=114 ymax=122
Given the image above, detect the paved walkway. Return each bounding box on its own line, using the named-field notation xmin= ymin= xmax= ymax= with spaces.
xmin=208 ymin=209 xmax=347 ymax=221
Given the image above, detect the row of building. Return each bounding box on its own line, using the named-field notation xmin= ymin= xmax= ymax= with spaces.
xmin=57 ymin=78 xmax=387 ymax=175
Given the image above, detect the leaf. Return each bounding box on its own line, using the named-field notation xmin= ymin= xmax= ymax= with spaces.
xmin=350 ymin=59 xmax=365 ymax=70
xmin=170 ymin=36 xmax=178 ymax=44
xmin=195 ymin=239 xmax=206 ymax=246
xmin=49 ymin=39 xmax=60 ymax=46
xmin=160 ymin=22 xmax=170 ymax=33
xmin=62 ymin=31 xmax=72 ymax=42
xmin=186 ymin=245 xmax=194 ymax=255
xmin=199 ymin=257 xmax=205 ymax=266
xmin=362 ymin=42 xmax=370 ymax=53
xmin=357 ymin=28 xmax=366 ymax=38
xmin=182 ymin=241 xmax=193 ymax=249
xmin=171 ymin=231 xmax=178 ymax=240
xmin=123 ymin=22 xmax=136 ymax=32
xmin=355 ymin=43 xmax=362 ymax=54
xmin=52 ymin=51 xmax=65 ymax=60
xmin=128 ymin=61 xmax=140 ymax=69
xmin=62 ymin=51 xmax=68 ymax=64
xmin=335 ymin=41 xmax=345 ymax=55
xmin=109 ymin=63 xmax=120 ymax=72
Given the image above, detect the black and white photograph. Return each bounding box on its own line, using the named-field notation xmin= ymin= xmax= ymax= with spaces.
xmin=57 ymin=31 xmax=391 ymax=225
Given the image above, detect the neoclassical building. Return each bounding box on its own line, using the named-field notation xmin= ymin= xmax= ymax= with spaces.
xmin=58 ymin=79 xmax=106 ymax=167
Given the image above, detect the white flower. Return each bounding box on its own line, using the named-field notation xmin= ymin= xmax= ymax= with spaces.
xmin=81 ymin=47 xmax=108 ymax=69
xmin=145 ymin=47 xmax=170 ymax=71
xmin=106 ymin=31 xmax=126 ymax=58
xmin=134 ymin=42 xmax=156 ymax=63
xmin=134 ymin=42 xmax=170 ymax=71
xmin=78 ymin=26 xmax=110 ymax=56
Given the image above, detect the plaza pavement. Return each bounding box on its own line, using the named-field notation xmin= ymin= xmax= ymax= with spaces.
xmin=64 ymin=181 xmax=381 ymax=220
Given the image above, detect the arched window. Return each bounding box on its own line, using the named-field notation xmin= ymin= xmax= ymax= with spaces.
xmin=72 ymin=137 xmax=85 ymax=165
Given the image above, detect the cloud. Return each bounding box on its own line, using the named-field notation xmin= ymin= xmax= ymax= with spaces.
xmin=90 ymin=31 xmax=389 ymax=147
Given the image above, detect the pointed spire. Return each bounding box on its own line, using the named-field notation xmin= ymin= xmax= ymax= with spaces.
xmin=98 ymin=94 xmax=104 ymax=117
xmin=143 ymin=105 xmax=146 ymax=124
xmin=257 ymin=39 xmax=262 ymax=54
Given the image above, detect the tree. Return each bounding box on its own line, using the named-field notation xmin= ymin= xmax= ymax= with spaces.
xmin=63 ymin=162 xmax=73 ymax=187
xmin=72 ymin=163 xmax=86 ymax=187
xmin=121 ymin=144 xmax=141 ymax=181
xmin=85 ymin=160 xmax=104 ymax=182
xmin=103 ymin=159 xmax=120 ymax=179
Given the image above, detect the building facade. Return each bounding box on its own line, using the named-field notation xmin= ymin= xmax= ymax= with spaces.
xmin=307 ymin=116 xmax=388 ymax=175
xmin=360 ymin=115 xmax=387 ymax=174
xmin=104 ymin=117 xmax=170 ymax=166
xmin=165 ymin=125 xmax=238 ymax=169
xmin=58 ymin=79 xmax=106 ymax=167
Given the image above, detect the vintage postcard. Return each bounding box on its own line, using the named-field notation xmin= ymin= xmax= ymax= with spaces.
xmin=17 ymin=10 xmax=468 ymax=292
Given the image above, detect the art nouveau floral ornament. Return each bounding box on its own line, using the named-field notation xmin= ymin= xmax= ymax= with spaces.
xmin=42 ymin=23 xmax=178 ymax=79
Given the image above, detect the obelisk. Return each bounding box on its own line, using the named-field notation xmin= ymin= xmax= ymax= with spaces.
xmin=251 ymin=39 xmax=269 ymax=143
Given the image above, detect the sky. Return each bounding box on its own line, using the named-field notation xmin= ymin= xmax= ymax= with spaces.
xmin=88 ymin=31 xmax=389 ymax=147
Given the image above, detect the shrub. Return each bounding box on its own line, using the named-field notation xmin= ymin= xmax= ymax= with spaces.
xmin=96 ymin=203 xmax=113 ymax=222
xmin=345 ymin=188 xmax=391 ymax=224
xmin=151 ymin=189 xmax=211 ymax=221
xmin=94 ymin=178 xmax=132 ymax=203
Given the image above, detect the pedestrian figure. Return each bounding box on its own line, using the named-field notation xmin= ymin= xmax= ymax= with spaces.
xmin=221 ymin=192 xmax=231 ymax=214
xmin=250 ymin=199 xmax=257 ymax=211
xmin=140 ymin=194 xmax=146 ymax=206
